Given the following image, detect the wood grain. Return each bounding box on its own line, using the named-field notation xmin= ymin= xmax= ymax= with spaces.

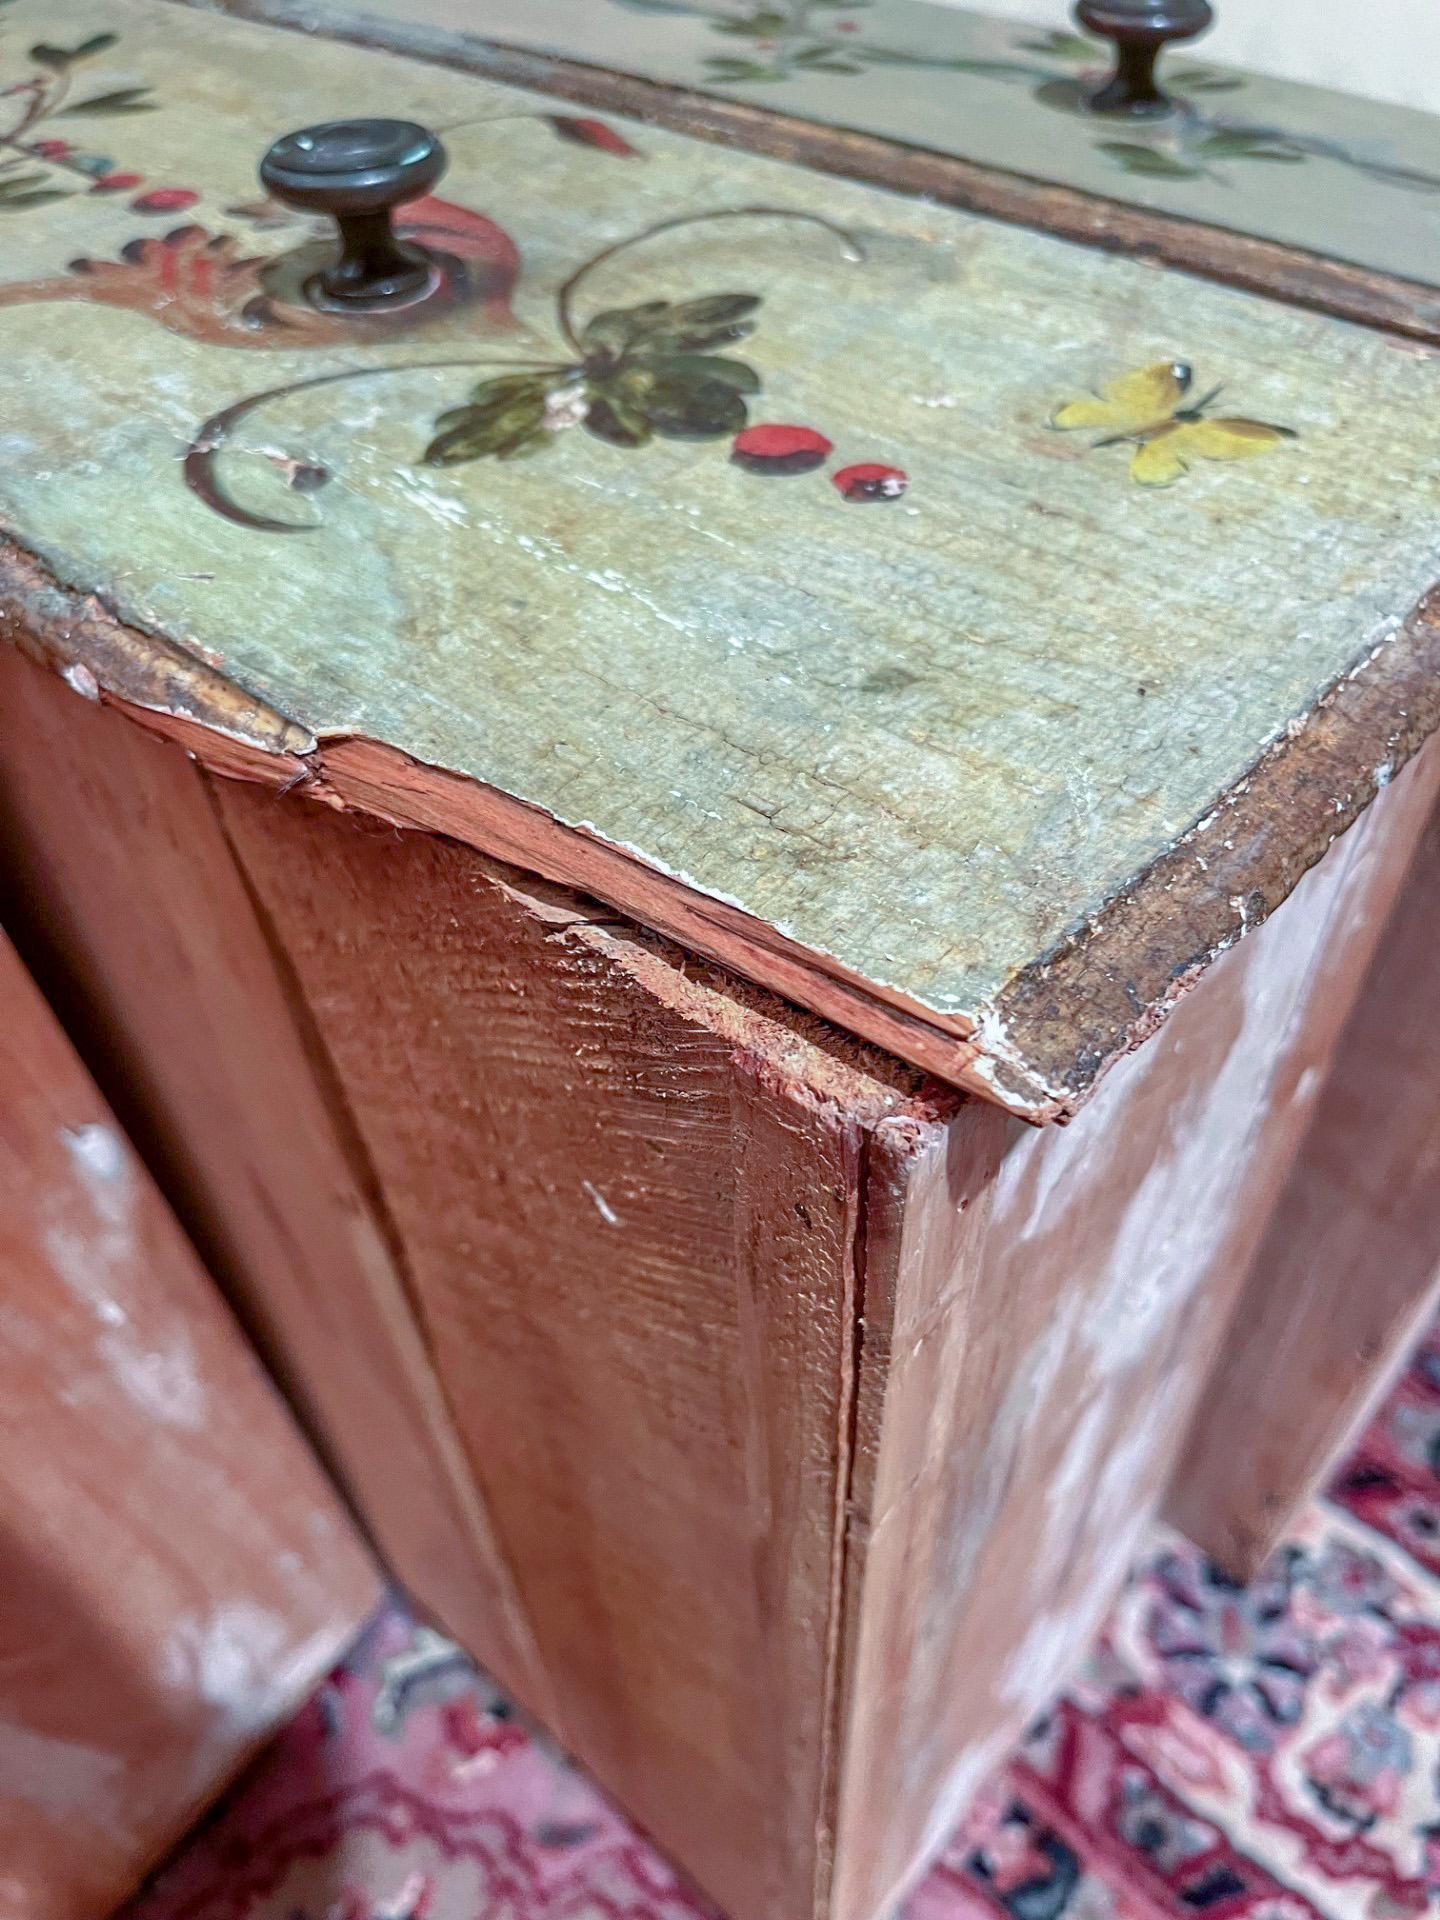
xmin=210 ymin=0 xmax=1440 ymax=347
xmin=208 ymin=780 xmax=942 ymax=1920
xmin=834 ymin=786 xmax=1413 ymax=1920
xmin=7 ymin=546 xmax=1440 ymax=1121
xmin=1169 ymin=735 xmax=1440 ymax=1572
xmin=0 ymin=930 xmax=378 ymax=1920
xmin=0 ymin=644 xmax=551 ymax=1709
xmin=2 ymin=0 xmax=1439 ymax=1117
xmin=5 ymin=641 xmax=1429 ymax=1919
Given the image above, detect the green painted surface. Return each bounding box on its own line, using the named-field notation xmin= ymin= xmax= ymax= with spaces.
xmin=270 ymin=0 xmax=1440 ymax=291
xmin=0 ymin=0 xmax=1438 ymax=1033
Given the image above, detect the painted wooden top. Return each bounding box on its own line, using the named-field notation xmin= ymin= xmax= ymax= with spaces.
xmin=1 ymin=0 xmax=1438 ymax=1115
xmin=226 ymin=0 xmax=1440 ymax=300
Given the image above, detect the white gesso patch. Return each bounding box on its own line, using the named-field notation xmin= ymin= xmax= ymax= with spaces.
xmin=0 ymin=1722 xmax=128 ymax=1838
xmin=46 ymin=1122 xmax=208 ymax=1430
xmin=164 ymin=1604 xmax=343 ymax=1732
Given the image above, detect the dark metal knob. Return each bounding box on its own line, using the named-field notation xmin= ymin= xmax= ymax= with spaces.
xmin=260 ymin=118 xmax=448 ymax=310
xmin=1074 ymin=0 xmax=1214 ymax=116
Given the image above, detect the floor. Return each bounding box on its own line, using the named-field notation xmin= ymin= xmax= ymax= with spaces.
xmin=124 ymin=1314 xmax=1440 ymax=1920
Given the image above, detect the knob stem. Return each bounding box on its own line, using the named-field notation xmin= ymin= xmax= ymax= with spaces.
xmin=260 ymin=118 xmax=448 ymax=311
xmin=1075 ymin=0 xmax=1215 ymax=116
xmin=325 ymin=208 xmax=431 ymax=307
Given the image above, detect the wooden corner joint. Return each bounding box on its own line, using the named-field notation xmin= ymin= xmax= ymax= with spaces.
xmin=6 ymin=531 xmax=1437 ymax=1127
xmin=990 ymin=587 xmax=1440 ymax=1113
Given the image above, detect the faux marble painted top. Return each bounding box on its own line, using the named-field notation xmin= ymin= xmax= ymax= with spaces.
xmin=1 ymin=0 xmax=1438 ymax=1098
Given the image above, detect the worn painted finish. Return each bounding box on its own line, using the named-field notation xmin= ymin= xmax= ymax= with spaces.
xmin=0 ymin=643 xmax=552 ymax=1710
xmin=0 ymin=929 xmax=379 ymax=1919
xmin=2 ymin=0 xmax=1440 ymax=1112
xmin=1169 ymin=735 xmax=1440 ymax=1575
xmin=216 ymin=0 xmax=1440 ymax=292
xmin=836 ymin=783 xmax=1406 ymax=1920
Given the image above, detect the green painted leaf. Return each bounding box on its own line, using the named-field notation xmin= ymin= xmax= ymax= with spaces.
xmin=713 ymin=10 xmax=789 ymax=34
xmin=1014 ymin=30 xmax=1096 ymax=61
xmin=643 ymin=292 xmax=760 ymax=352
xmin=465 ymin=372 xmax=553 ymax=408
xmin=580 ymin=301 xmax=670 ymax=359
xmin=423 ymin=388 xmax=548 ymax=464
xmin=703 ymin=57 xmax=786 ymax=81
xmin=60 ymin=88 xmax=156 ymax=115
xmin=1096 ymin=142 xmax=1201 ymax=178
xmin=0 ymin=172 xmax=53 ymax=197
xmin=796 ymin=58 xmax=863 ymax=73
xmin=584 ymin=391 xmax=653 ymax=447
xmin=1195 ymin=131 xmax=1302 ymax=161
xmin=1194 ymin=131 xmax=1263 ymax=157
xmin=636 ymin=353 xmax=760 ymax=394
xmin=0 ymin=188 xmax=70 ymax=209
xmin=643 ymin=374 xmax=749 ymax=440
xmin=30 ymin=29 xmax=118 ymax=63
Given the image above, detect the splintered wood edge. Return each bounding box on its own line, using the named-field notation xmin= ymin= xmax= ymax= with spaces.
xmin=7 ymin=534 xmax=1438 ymax=1122
xmin=198 ymin=0 xmax=1440 ymax=348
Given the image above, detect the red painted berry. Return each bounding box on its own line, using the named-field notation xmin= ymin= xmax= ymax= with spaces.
xmin=32 ymin=138 xmax=73 ymax=159
xmin=833 ymin=462 xmax=908 ymax=502
xmin=547 ymin=117 xmax=639 ymax=157
xmin=731 ymin=423 xmax=834 ymax=475
xmin=131 ymin=187 xmax=200 ymax=213
xmin=90 ymin=170 xmax=144 ymax=192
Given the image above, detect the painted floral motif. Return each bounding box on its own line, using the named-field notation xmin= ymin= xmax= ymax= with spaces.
xmin=182 ymin=206 xmax=887 ymax=531
xmin=0 ymin=21 xmax=167 ymax=215
xmin=1050 ymin=361 xmax=1295 ymax=487
xmin=425 ymin=290 xmax=765 ymax=463
xmin=614 ymin=0 xmax=1440 ymax=198
xmin=0 ymin=200 xmax=522 ymax=346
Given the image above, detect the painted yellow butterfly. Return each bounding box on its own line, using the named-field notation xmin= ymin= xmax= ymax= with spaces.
xmin=1050 ymin=361 xmax=1295 ymax=487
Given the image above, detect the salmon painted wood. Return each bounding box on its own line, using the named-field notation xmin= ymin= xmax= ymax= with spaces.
xmin=1 ymin=0 xmax=1439 ymax=1114
xmin=0 ymin=929 xmax=380 ymax=1917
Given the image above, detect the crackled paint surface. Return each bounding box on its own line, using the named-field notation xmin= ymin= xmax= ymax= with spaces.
xmin=1 ymin=0 xmax=1439 ymax=1032
xmin=255 ymin=0 xmax=1440 ymax=290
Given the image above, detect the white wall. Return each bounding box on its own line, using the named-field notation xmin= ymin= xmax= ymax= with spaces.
xmin=946 ymin=0 xmax=1440 ymax=113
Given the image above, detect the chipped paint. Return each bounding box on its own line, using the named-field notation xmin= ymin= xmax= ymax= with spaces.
xmin=44 ymin=1119 xmax=209 ymax=1429
xmin=0 ymin=1722 xmax=127 ymax=1835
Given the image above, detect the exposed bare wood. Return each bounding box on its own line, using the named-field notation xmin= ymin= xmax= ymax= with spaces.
xmin=6 ymin=546 xmax=1440 ymax=1121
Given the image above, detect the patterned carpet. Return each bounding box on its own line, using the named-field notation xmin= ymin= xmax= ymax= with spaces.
xmin=126 ymin=1316 xmax=1440 ymax=1920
